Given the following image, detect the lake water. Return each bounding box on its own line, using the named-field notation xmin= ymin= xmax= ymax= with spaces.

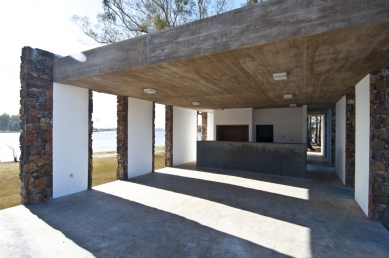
xmin=0 ymin=130 xmax=201 ymax=162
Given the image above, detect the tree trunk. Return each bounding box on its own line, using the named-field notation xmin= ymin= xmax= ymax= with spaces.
xmin=307 ymin=116 xmax=314 ymax=150
xmin=314 ymin=116 xmax=318 ymax=144
xmin=318 ymin=116 xmax=323 ymax=145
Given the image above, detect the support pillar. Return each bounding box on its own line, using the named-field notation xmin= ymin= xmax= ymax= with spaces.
xmin=201 ymin=112 xmax=207 ymax=141
xmin=331 ymin=107 xmax=336 ymax=166
xmin=117 ymin=96 xmax=128 ymax=180
xmin=369 ymin=67 xmax=389 ymax=222
xmin=19 ymin=47 xmax=54 ymax=204
xmin=346 ymin=93 xmax=356 ymax=187
xmin=165 ymin=105 xmax=173 ymax=167
xmin=88 ymin=90 xmax=93 ymax=189
xmin=152 ymin=102 xmax=155 ymax=172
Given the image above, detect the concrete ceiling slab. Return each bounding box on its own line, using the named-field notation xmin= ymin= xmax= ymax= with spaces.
xmin=54 ymin=0 xmax=389 ymax=111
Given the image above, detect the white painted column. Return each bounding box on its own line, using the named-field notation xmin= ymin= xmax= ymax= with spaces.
xmin=127 ymin=97 xmax=153 ymax=178
xmin=53 ymin=83 xmax=89 ymax=198
xmin=335 ymin=96 xmax=346 ymax=185
xmin=173 ymin=107 xmax=197 ymax=166
xmin=302 ymin=105 xmax=307 ymax=144
xmin=326 ymin=109 xmax=332 ymax=165
xmin=207 ymin=112 xmax=215 ymax=140
xmin=355 ymin=75 xmax=370 ymax=216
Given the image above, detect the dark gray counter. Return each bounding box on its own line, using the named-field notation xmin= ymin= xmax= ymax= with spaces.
xmin=197 ymin=141 xmax=307 ymax=178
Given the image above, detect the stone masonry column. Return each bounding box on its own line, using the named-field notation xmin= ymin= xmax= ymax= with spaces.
xmin=201 ymin=112 xmax=207 ymax=141
xmin=88 ymin=90 xmax=93 ymax=189
xmin=346 ymin=93 xmax=356 ymax=187
xmin=369 ymin=67 xmax=389 ymax=222
xmin=117 ymin=96 xmax=128 ymax=180
xmin=165 ymin=105 xmax=173 ymax=167
xmin=19 ymin=47 xmax=54 ymax=204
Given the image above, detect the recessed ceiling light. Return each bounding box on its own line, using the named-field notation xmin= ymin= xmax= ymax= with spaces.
xmin=143 ymin=88 xmax=157 ymax=94
xmin=192 ymin=101 xmax=201 ymax=106
xmin=216 ymin=108 xmax=224 ymax=110
xmin=289 ymin=104 xmax=297 ymax=107
xmin=284 ymin=94 xmax=293 ymax=99
xmin=273 ymin=72 xmax=289 ymax=81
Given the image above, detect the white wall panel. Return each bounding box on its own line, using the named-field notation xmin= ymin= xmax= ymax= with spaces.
xmin=335 ymin=96 xmax=346 ymax=185
xmin=53 ymin=83 xmax=88 ymax=198
xmin=128 ymin=98 xmax=153 ymax=178
xmin=173 ymin=107 xmax=197 ymax=166
xmin=214 ymin=108 xmax=254 ymax=142
xmin=355 ymin=74 xmax=370 ymax=216
xmin=207 ymin=112 xmax=214 ymax=140
xmin=254 ymin=107 xmax=305 ymax=143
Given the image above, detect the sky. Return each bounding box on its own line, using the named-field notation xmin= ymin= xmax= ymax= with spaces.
xmin=0 ymin=0 xmax=244 ymax=129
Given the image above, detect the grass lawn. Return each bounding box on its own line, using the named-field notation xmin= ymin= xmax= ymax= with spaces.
xmin=0 ymin=151 xmax=166 ymax=210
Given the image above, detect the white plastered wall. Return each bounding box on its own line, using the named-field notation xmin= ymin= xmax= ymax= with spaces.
xmin=355 ymin=74 xmax=370 ymax=216
xmin=302 ymin=105 xmax=307 ymax=144
xmin=326 ymin=109 xmax=332 ymax=165
xmin=335 ymin=96 xmax=346 ymax=185
xmin=173 ymin=107 xmax=197 ymax=166
xmin=207 ymin=112 xmax=215 ymax=140
xmin=53 ymin=83 xmax=88 ymax=198
xmin=254 ymin=107 xmax=305 ymax=143
xmin=214 ymin=108 xmax=254 ymax=142
xmin=127 ymin=97 xmax=153 ymax=178
xmin=321 ymin=114 xmax=325 ymax=156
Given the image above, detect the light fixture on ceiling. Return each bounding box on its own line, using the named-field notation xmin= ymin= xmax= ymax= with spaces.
xmin=143 ymin=88 xmax=157 ymax=94
xmin=273 ymin=72 xmax=289 ymax=81
xmin=216 ymin=108 xmax=224 ymax=110
xmin=284 ymin=94 xmax=293 ymax=99
xmin=192 ymin=101 xmax=201 ymax=106
xmin=289 ymin=104 xmax=297 ymax=107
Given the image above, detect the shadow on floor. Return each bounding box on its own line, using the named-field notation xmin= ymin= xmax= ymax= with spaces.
xmin=24 ymin=189 xmax=288 ymax=258
xmin=2 ymin=156 xmax=388 ymax=257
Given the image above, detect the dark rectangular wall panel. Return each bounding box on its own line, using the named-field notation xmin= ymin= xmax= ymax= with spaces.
xmin=197 ymin=141 xmax=307 ymax=178
xmin=216 ymin=125 xmax=249 ymax=142
xmin=256 ymin=125 xmax=273 ymax=142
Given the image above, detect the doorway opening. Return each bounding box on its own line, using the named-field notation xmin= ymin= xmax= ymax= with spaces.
xmin=154 ymin=103 xmax=166 ymax=170
xmin=91 ymin=91 xmax=117 ymax=187
xmin=307 ymin=115 xmax=323 ymax=155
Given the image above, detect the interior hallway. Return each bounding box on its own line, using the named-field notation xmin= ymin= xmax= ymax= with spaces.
xmin=1 ymin=157 xmax=388 ymax=257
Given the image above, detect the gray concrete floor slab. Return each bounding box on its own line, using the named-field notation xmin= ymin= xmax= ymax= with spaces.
xmin=1 ymin=156 xmax=388 ymax=257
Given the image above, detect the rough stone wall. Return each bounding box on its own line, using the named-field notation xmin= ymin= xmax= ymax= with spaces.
xmin=165 ymin=105 xmax=173 ymax=167
xmin=19 ymin=47 xmax=53 ymax=204
xmin=117 ymin=96 xmax=128 ymax=180
xmin=331 ymin=107 xmax=336 ymax=166
xmin=88 ymin=90 xmax=93 ymax=189
xmin=346 ymin=93 xmax=356 ymax=187
xmin=201 ymin=112 xmax=207 ymax=141
xmin=369 ymin=67 xmax=389 ymax=222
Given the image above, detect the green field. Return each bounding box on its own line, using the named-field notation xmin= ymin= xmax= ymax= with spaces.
xmin=0 ymin=151 xmax=165 ymax=210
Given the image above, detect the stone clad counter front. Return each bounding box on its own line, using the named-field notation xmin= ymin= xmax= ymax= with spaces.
xmin=197 ymin=141 xmax=307 ymax=178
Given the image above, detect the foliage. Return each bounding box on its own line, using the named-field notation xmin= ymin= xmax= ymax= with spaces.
xmin=0 ymin=113 xmax=18 ymax=131
xmin=72 ymin=0 xmax=232 ymax=44
xmin=242 ymin=0 xmax=268 ymax=7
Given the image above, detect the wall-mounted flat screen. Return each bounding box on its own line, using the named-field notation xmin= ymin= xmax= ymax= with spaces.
xmin=216 ymin=125 xmax=249 ymax=142
xmin=256 ymin=125 xmax=273 ymax=142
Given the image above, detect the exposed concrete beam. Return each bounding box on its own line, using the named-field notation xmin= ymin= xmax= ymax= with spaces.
xmin=54 ymin=0 xmax=389 ymax=82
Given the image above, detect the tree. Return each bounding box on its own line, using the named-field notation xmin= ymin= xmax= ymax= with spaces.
xmin=72 ymin=0 xmax=232 ymax=44
xmin=8 ymin=115 xmax=19 ymax=132
xmin=242 ymin=0 xmax=268 ymax=7
xmin=0 ymin=113 xmax=10 ymax=130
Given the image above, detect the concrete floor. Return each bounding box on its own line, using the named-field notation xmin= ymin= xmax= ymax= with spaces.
xmin=1 ymin=156 xmax=389 ymax=257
